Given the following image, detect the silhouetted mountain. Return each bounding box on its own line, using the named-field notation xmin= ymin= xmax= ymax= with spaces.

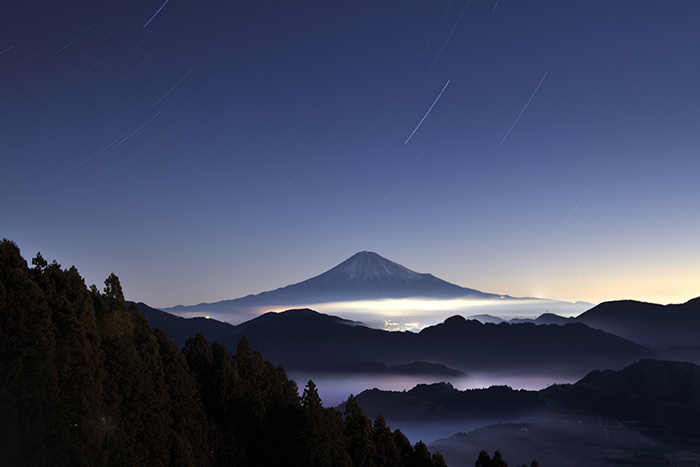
xmin=657 ymin=344 xmax=700 ymax=365
xmin=352 ymin=383 xmax=545 ymax=422
xmin=415 ymin=316 xmax=658 ymax=374
xmin=139 ymin=304 xmax=659 ymax=375
xmin=542 ymin=359 xmax=700 ymax=438
xmin=535 ymin=313 xmax=573 ymax=325
xmin=196 ymin=309 xmax=657 ymax=375
xmin=163 ymin=251 xmax=559 ymax=318
xmin=355 ymin=360 xmax=700 ymax=440
xmin=573 ymin=297 xmax=700 ymax=347
xmin=467 ymin=314 xmax=505 ymax=324
xmin=263 ymin=251 xmax=494 ymax=301
xmin=220 ymin=308 xmax=399 ymax=371
xmin=233 ymin=306 xmax=365 ymax=331
xmin=134 ymin=301 xmax=237 ymax=346
xmin=508 ymin=313 xmax=572 ymax=325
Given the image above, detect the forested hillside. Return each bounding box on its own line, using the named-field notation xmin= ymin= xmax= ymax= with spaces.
xmin=542 ymin=358 xmax=700 ymax=438
xmin=0 ymin=239 xmax=447 ymax=467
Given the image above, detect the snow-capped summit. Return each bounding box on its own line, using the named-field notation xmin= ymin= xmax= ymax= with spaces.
xmin=283 ymin=250 xmax=492 ymax=300
xmin=322 ymin=251 xmax=424 ymax=284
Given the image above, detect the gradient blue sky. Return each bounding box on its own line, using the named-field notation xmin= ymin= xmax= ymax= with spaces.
xmin=3 ymin=1 xmax=699 ymax=309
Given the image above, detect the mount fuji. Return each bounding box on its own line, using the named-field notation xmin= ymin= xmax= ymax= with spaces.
xmin=242 ymin=250 xmax=501 ymax=303
xmin=165 ymin=252 xmax=498 ymax=315
xmin=163 ymin=251 xmax=589 ymax=326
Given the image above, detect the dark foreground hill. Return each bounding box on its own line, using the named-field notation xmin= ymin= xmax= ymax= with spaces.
xmin=134 ymin=301 xmax=237 ymax=345
xmin=0 ymin=240 xmax=447 ymax=467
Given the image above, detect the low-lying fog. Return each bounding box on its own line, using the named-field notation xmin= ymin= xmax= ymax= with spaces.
xmin=287 ymin=371 xmax=578 ymax=408
xmin=286 ymin=371 xmax=580 ymax=444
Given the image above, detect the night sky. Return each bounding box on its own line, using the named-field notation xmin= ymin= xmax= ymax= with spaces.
xmin=3 ymin=1 xmax=699 ymax=309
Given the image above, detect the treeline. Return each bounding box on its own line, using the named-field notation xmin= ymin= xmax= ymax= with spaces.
xmin=476 ymin=450 xmax=538 ymax=467
xmin=0 ymin=239 xmax=447 ymax=467
xmin=355 ymin=382 xmax=546 ymax=422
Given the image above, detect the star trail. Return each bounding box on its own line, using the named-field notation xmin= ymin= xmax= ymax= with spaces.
xmin=2 ymin=1 xmax=699 ymax=308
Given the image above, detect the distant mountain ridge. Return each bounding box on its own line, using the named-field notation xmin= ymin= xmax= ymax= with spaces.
xmin=140 ymin=304 xmax=659 ymax=376
xmin=493 ymin=298 xmax=700 ymax=348
xmin=573 ymin=297 xmax=700 ymax=347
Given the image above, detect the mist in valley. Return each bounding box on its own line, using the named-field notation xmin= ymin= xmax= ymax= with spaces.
xmin=286 ymin=369 xmax=582 ymax=449
xmin=287 ymin=371 xmax=579 ymax=409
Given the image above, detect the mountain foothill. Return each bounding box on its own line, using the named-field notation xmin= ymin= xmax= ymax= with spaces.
xmin=3 ymin=239 xmax=700 ymax=466
xmin=140 ymin=302 xmax=660 ymax=376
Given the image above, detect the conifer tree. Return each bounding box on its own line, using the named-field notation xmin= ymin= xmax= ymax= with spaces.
xmin=475 ymin=450 xmax=508 ymax=467
xmin=234 ymin=336 xmax=271 ymax=425
xmin=301 ymin=380 xmax=323 ymax=410
xmin=411 ymin=441 xmax=434 ymax=467
xmin=183 ymin=332 xmax=215 ymax=408
xmin=344 ymin=395 xmax=378 ymax=467
xmin=97 ymin=277 xmax=172 ymax=466
xmin=128 ymin=304 xmax=172 ymax=465
xmin=210 ymin=341 xmax=241 ymax=423
xmin=299 ymin=380 xmax=352 ymax=467
xmin=234 ymin=336 xmax=305 ymax=466
xmin=152 ymin=327 xmax=208 ymax=467
xmin=475 ymin=450 xmax=494 ymax=467
xmin=184 ymin=335 xmax=247 ymax=465
xmin=432 ymin=451 xmax=448 ymax=467
xmin=0 ymin=239 xmax=59 ymax=466
xmin=492 ymin=450 xmax=508 ymax=467
xmin=372 ymin=414 xmax=402 ymax=467
xmin=393 ymin=428 xmax=415 ymax=466
xmin=33 ymin=259 xmax=106 ymax=466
